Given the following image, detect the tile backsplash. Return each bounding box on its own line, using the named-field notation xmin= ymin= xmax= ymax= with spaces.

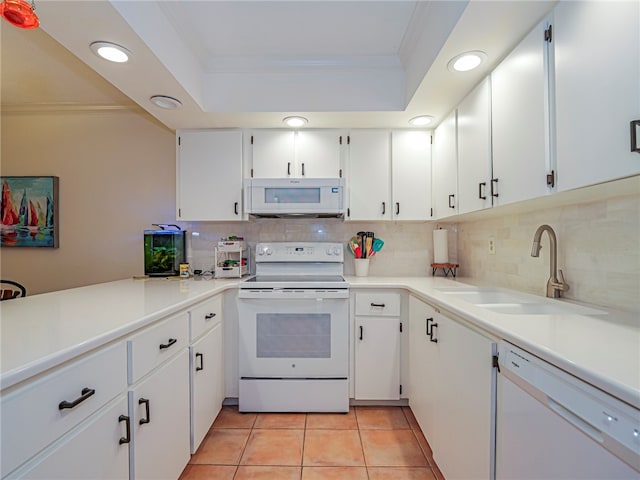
xmin=185 ymin=219 xmax=456 ymax=278
xmin=457 ymin=193 xmax=639 ymax=313
xmin=185 ymin=191 xmax=638 ymax=313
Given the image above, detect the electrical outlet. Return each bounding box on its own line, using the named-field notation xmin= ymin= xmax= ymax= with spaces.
xmin=488 ymin=236 xmax=496 ymax=255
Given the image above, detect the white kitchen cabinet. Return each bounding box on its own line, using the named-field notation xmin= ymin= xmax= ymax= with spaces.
xmin=431 ymin=111 xmax=458 ymax=219
xmin=391 ymin=130 xmax=432 ymax=220
xmin=554 ymin=1 xmax=640 ymax=191
xmin=7 ymin=396 xmax=130 ymax=480
xmin=1 ymin=342 xmax=127 ymax=478
xmin=129 ymin=349 xmax=190 ymax=480
xmin=408 ymin=296 xmax=497 ymax=480
xmin=250 ymin=130 xmax=343 ymax=178
xmin=176 ymin=129 xmax=243 ymax=221
xmin=491 ymin=17 xmax=554 ymax=207
xmin=347 ymin=130 xmax=391 ymax=220
xmin=354 ymin=291 xmax=402 ymax=400
xmin=296 ymin=130 xmax=344 ymax=178
xmin=250 ymin=130 xmax=296 ymax=178
xmin=190 ymin=324 xmax=222 ymax=453
xmin=457 ymin=77 xmax=493 ymax=215
xmin=408 ymin=297 xmax=439 ymax=445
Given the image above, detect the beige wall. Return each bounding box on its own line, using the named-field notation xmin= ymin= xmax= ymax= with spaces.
xmin=1 ymin=108 xmax=175 ymax=294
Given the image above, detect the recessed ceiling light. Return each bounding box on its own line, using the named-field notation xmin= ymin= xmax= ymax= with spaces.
xmin=90 ymin=41 xmax=131 ymax=63
xmin=409 ymin=115 xmax=434 ymax=127
xmin=283 ymin=116 xmax=308 ymax=128
xmin=150 ymin=95 xmax=183 ymax=110
xmin=447 ymin=51 xmax=487 ymax=72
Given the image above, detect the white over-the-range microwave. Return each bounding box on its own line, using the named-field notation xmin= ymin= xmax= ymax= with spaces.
xmin=243 ymin=178 xmax=345 ymax=218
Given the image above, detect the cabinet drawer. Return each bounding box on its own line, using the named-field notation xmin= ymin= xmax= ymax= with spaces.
xmin=355 ymin=292 xmax=401 ymax=316
xmin=1 ymin=342 xmax=127 ymax=478
xmin=128 ymin=312 xmax=189 ymax=384
xmin=190 ymin=295 xmax=222 ymax=342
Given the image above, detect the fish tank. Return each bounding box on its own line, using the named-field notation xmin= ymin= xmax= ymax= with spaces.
xmin=144 ymin=225 xmax=186 ymax=277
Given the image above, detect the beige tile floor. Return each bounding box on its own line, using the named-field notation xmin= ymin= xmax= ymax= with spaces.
xmin=180 ymin=406 xmax=444 ymax=480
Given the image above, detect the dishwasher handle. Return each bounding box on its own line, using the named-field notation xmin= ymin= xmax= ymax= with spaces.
xmin=547 ymin=397 xmax=603 ymax=443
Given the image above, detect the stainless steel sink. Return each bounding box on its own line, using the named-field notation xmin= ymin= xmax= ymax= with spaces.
xmin=435 ymin=287 xmax=607 ymax=316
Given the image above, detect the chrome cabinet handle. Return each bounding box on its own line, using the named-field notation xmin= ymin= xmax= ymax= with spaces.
xmin=139 ymin=398 xmax=150 ymax=425
xmin=159 ymin=338 xmax=177 ymax=350
xmin=119 ymin=415 xmax=131 ymax=445
xmin=58 ymin=387 xmax=95 ymax=410
xmin=196 ymin=352 xmax=204 ymax=371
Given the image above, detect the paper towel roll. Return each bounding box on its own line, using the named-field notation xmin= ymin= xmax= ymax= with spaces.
xmin=433 ymin=229 xmax=449 ymax=264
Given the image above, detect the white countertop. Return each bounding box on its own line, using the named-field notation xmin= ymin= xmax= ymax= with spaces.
xmin=2 ymin=275 xmax=638 ymax=409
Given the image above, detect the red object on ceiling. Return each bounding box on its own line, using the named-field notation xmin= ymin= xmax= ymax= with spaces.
xmin=0 ymin=0 xmax=39 ymax=29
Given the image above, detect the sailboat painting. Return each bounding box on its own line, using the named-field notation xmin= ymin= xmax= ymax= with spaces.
xmin=1 ymin=176 xmax=59 ymax=248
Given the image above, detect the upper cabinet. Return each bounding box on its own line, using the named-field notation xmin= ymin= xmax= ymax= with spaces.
xmin=491 ymin=16 xmax=554 ymax=207
xmin=553 ymin=1 xmax=640 ymax=191
xmin=296 ymin=130 xmax=344 ymax=178
xmin=250 ymin=130 xmax=295 ymax=178
xmin=347 ymin=130 xmax=432 ymax=221
xmin=250 ymin=130 xmax=343 ymax=178
xmin=432 ymin=111 xmax=458 ymax=220
xmin=176 ymin=130 xmax=244 ymax=221
xmin=457 ymin=77 xmax=492 ymax=215
xmin=347 ymin=131 xmax=391 ymax=221
xmin=391 ymin=131 xmax=432 ymax=221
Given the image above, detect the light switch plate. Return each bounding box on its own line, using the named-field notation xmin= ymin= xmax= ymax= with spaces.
xmin=488 ymin=236 xmax=496 ymax=255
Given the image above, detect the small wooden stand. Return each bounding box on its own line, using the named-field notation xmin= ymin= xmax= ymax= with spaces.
xmin=431 ymin=263 xmax=459 ymax=278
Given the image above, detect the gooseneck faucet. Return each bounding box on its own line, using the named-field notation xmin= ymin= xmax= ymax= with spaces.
xmin=530 ymin=224 xmax=570 ymax=298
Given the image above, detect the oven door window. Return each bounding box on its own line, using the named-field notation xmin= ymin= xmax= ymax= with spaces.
xmin=256 ymin=313 xmax=330 ymax=358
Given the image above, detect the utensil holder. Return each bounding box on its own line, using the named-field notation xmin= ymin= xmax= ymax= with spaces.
xmin=354 ymin=258 xmax=370 ymax=277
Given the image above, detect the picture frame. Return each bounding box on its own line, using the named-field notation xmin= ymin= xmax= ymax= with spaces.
xmin=1 ymin=176 xmax=59 ymax=248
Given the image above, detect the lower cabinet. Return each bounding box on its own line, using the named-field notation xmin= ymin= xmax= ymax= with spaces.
xmin=353 ymin=291 xmax=402 ymax=400
xmin=190 ymin=321 xmax=224 ymax=453
xmin=129 ymin=349 xmax=190 ymax=480
xmin=6 ymin=395 xmax=130 ymax=479
xmin=409 ymin=296 xmax=497 ymax=480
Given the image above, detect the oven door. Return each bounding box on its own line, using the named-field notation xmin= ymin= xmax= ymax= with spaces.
xmin=238 ymin=294 xmax=348 ymax=378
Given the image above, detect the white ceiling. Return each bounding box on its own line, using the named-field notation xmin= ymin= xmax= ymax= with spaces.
xmin=2 ymin=0 xmax=556 ymax=130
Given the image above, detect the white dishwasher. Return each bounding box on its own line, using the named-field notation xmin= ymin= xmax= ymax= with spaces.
xmin=497 ymin=341 xmax=639 ymax=479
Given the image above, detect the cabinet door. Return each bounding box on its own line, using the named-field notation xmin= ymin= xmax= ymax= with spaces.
xmin=430 ymin=314 xmax=496 ymax=480
xmin=296 ymin=130 xmax=343 ymax=178
xmin=177 ymin=130 xmax=243 ymax=221
xmin=251 ymin=130 xmax=296 ymax=177
xmin=347 ymin=131 xmax=391 ymax=220
xmin=554 ymin=1 xmax=640 ymax=191
xmin=391 ymin=131 xmax=432 ymax=220
xmin=8 ymin=396 xmax=129 ymax=480
xmin=457 ymin=77 xmax=492 ymax=215
xmin=190 ymin=323 xmax=223 ymax=454
xmin=408 ymin=297 xmax=439 ymax=441
xmin=354 ymin=317 xmax=400 ymax=400
xmin=432 ymin=111 xmax=458 ymax=219
xmin=491 ymin=18 xmax=553 ymax=206
xmin=130 ymin=349 xmax=190 ymax=480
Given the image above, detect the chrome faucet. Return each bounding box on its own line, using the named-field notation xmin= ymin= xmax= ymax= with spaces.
xmin=530 ymin=224 xmax=570 ymax=298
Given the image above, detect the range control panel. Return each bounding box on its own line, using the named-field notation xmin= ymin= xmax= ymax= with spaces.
xmin=255 ymin=242 xmax=343 ymax=262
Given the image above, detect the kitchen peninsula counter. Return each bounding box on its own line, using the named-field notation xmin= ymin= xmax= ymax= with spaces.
xmin=2 ymin=276 xmax=638 ymax=409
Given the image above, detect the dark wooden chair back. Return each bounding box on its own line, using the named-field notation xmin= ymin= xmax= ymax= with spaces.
xmin=0 ymin=280 xmax=27 ymax=301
